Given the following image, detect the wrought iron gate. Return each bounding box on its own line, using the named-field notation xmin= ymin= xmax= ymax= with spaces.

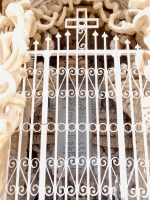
xmin=5 ymin=8 xmax=150 ymax=200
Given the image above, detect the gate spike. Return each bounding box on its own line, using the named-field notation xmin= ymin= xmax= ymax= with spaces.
xmin=92 ymin=30 xmax=99 ymax=37
xmin=33 ymin=40 xmax=39 ymax=45
xmin=125 ymin=39 xmax=130 ymax=50
xmin=92 ymin=30 xmax=98 ymax=50
xmin=45 ymin=35 xmax=51 ymax=41
xmin=33 ymin=40 xmax=39 ymax=50
xmin=45 ymin=35 xmax=51 ymax=50
xmin=113 ymin=35 xmax=119 ymax=50
xmin=135 ymin=43 xmax=141 ymax=50
xmin=65 ymin=30 xmax=71 ymax=36
xmin=56 ymin=32 xmax=62 ymax=38
xmin=56 ymin=32 xmax=61 ymax=50
xmin=113 ymin=35 xmax=119 ymax=41
xmin=65 ymin=30 xmax=71 ymax=50
xmin=102 ymin=32 xmax=108 ymax=38
xmin=102 ymin=32 xmax=108 ymax=50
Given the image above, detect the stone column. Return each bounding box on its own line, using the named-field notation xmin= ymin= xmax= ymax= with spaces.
xmin=0 ymin=141 xmax=9 ymax=199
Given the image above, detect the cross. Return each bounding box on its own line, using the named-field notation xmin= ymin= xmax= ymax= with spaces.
xmin=65 ymin=8 xmax=99 ymax=50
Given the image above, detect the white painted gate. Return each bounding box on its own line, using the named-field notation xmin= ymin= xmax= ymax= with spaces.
xmin=5 ymin=8 xmax=150 ymax=200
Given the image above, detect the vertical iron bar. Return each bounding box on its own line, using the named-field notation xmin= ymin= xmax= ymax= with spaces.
xmin=126 ymin=41 xmax=139 ymax=200
xmin=38 ymin=50 xmax=50 ymax=199
xmin=15 ymin=118 xmax=25 ymax=200
xmin=112 ymin=36 xmax=127 ymax=199
xmin=76 ymin=9 xmax=79 ymax=200
xmin=64 ymin=31 xmax=70 ymax=200
xmin=26 ymin=44 xmax=38 ymax=200
xmin=9 ymin=64 xmax=26 ymax=200
xmin=85 ymin=24 xmax=90 ymax=200
xmin=53 ymin=33 xmax=61 ymax=200
xmin=93 ymin=31 xmax=101 ymax=199
xmin=12 ymin=62 xmax=27 ymax=200
xmin=139 ymin=66 xmax=150 ymax=200
xmin=103 ymin=32 xmax=112 ymax=199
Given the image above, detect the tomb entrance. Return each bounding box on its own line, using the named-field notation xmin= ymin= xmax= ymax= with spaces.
xmin=5 ymin=8 xmax=150 ymax=200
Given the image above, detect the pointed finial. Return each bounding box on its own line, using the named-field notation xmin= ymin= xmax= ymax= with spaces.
xmin=65 ymin=30 xmax=71 ymax=50
xmin=56 ymin=32 xmax=62 ymax=38
xmin=125 ymin=39 xmax=130 ymax=45
xmin=56 ymin=32 xmax=61 ymax=50
xmin=92 ymin=30 xmax=99 ymax=37
xmin=33 ymin=40 xmax=39 ymax=45
xmin=135 ymin=43 xmax=141 ymax=50
xmin=33 ymin=40 xmax=39 ymax=50
xmin=125 ymin=39 xmax=130 ymax=50
xmin=92 ymin=30 xmax=99 ymax=50
xmin=113 ymin=35 xmax=119 ymax=50
xmin=102 ymin=32 xmax=108 ymax=38
xmin=65 ymin=30 xmax=71 ymax=36
xmin=45 ymin=35 xmax=51 ymax=50
xmin=102 ymin=32 xmax=108 ymax=50
xmin=45 ymin=35 xmax=51 ymax=42
xmin=113 ymin=35 xmax=119 ymax=41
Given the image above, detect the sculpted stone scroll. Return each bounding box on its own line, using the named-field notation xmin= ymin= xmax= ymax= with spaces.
xmin=0 ymin=0 xmax=36 ymax=149
xmin=0 ymin=1 xmax=36 ymax=198
xmin=129 ymin=0 xmax=150 ymax=9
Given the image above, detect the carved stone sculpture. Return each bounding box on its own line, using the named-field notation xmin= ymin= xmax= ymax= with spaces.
xmin=133 ymin=6 xmax=150 ymax=50
xmin=129 ymin=0 xmax=150 ymax=9
xmin=0 ymin=1 xmax=37 ymax=198
xmin=6 ymin=60 xmax=56 ymax=200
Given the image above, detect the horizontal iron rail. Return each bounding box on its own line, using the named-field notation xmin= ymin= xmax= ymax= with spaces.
xmin=27 ymin=49 xmax=149 ymax=57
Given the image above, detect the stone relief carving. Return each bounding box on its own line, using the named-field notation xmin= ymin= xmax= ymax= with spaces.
xmin=129 ymin=0 xmax=150 ymax=9
xmin=110 ymin=0 xmax=128 ymax=10
xmin=0 ymin=1 xmax=36 ymax=197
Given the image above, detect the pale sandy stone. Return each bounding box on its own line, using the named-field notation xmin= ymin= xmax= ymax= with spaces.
xmin=129 ymin=0 xmax=150 ymax=9
xmin=133 ymin=6 xmax=150 ymax=49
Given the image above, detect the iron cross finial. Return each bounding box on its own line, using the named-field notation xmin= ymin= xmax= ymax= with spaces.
xmin=65 ymin=8 xmax=99 ymax=50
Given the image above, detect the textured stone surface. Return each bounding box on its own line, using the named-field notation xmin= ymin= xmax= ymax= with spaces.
xmin=129 ymin=0 xmax=150 ymax=9
xmin=0 ymin=141 xmax=8 ymax=200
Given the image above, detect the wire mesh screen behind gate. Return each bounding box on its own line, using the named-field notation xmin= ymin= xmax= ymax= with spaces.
xmin=5 ymin=8 xmax=150 ymax=200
